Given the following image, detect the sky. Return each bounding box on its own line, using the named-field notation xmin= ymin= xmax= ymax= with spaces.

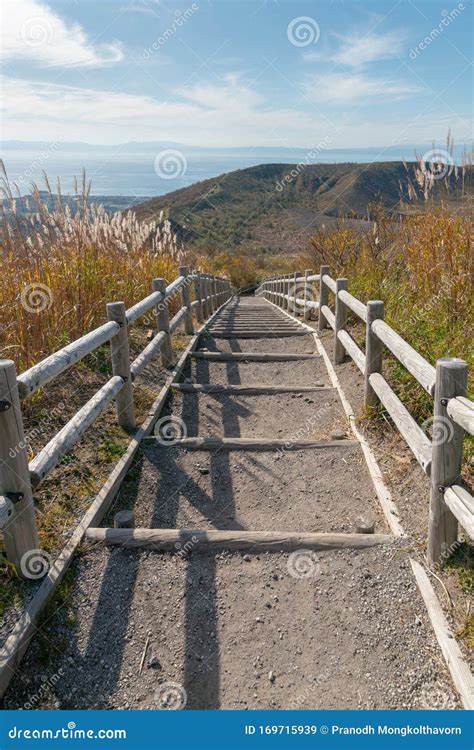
xmin=0 ymin=0 xmax=472 ymax=148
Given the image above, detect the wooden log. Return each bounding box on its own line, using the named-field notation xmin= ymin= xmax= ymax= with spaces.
xmin=338 ymin=289 xmax=367 ymax=322
xmin=334 ymin=278 xmax=348 ymax=364
xmin=169 ymin=307 xmax=187 ymax=334
xmin=0 ymin=360 xmax=39 ymax=574
xmin=371 ymin=318 xmax=436 ymax=396
xmin=29 ymin=375 xmax=124 ymax=486
xmin=191 ymin=352 xmax=321 ymax=361
xmin=85 ymin=527 xmax=393 ymax=552
xmin=446 ymin=396 xmax=474 ymax=436
xmin=428 ymin=358 xmax=468 ymax=564
xmin=444 ymin=485 xmax=474 ymax=538
xmin=320 ymin=305 xmax=335 ymax=330
xmin=107 ymin=302 xmax=136 ymax=432
xmin=410 ymin=559 xmax=474 ymax=709
xmin=171 ymin=383 xmax=332 ymax=394
xmin=125 ymin=275 xmax=183 ymax=325
xmin=369 ymin=373 xmax=432 ymax=474
xmin=17 ymin=320 xmax=119 ymax=399
xmin=318 ymin=265 xmax=330 ymax=331
xmin=0 ymin=495 xmax=14 ymax=530
xmin=130 ymin=331 xmax=167 ymax=379
xmin=153 ymin=278 xmax=173 ymax=368
xmin=146 ymin=436 xmax=357 ymax=450
xmin=322 ymin=273 xmax=337 ymax=294
xmin=337 ymin=330 xmax=366 ymax=374
xmin=364 ymin=300 xmax=384 ymax=409
xmin=0 ymin=297 xmax=233 ymax=700
xmin=179 ymin=265 xmax=194 ymax=335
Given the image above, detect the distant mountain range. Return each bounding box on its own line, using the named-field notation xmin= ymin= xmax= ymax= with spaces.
xmin=132 ymin=161 xmax=472 ymax=253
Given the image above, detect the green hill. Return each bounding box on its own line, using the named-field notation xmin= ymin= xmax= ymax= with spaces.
xmin=133 ymin=161 xmax=472 ymax=254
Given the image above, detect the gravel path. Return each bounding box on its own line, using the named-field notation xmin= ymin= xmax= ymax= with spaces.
xmin=0 ymin=297 xmax=462 ymax=710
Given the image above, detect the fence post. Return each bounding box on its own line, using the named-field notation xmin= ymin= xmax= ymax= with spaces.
xmin=193 ymin=272 xmax=203 ymax=323
xmin=0 ymin=360 xmax=40 ymax=576
xmin=153 ymin=278 xmax=173 ymax=367
xmin=318 ymin=265 xmax=329 ymax=331
xmin=364 ymin=300 xmax=384 ymax=409
xmin=304 ymin=269 xmax=313 ymax=320
xmin=179 ymin=265 xmax=194 ymax=334
xmin=334 ymin=278 xmax=348 ymax=364
xmin=107 ymin=302 xmax=136 ymax=432
xmin=428 ymin=358 xmax=468 ymax=565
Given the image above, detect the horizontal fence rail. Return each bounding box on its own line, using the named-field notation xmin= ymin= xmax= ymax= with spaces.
xmin=256 ymin=267 xmax=472 ymax=564
xmin=0 ymin=269 xmax=232 ymax=575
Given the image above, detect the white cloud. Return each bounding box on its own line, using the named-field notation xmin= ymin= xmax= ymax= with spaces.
xmin=0 ymin=0 xmax=123 ymax=68
xmin=0 ymin=75 xmax=324 ymax=147
xmin=304 ymin=31 xmax=405 ymax=68
xmin=303 ymin=72 xmax=420 ymax=104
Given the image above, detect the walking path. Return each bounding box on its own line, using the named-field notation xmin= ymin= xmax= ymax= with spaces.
xmin=2 ymin=297 xmax=461 ymax=710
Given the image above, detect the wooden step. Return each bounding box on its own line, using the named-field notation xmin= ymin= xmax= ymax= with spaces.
xmin=191 ymin=352 xmax=320 ymax=361
xmin=144 ymin=437 xmax=356 ymax=450
xmin=211 ymin=331 xmax=307 ymax=339
xmin=171 ymin=383 xmax=331 ymax=394
xmin=85 ymin=527 xmax=393 ymax=552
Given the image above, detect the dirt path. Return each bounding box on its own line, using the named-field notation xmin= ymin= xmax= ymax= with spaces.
xmin=1 ymin=297 xmax=461 ymax=710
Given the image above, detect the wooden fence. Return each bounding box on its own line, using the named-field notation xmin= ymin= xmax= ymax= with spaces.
xmin=0 ymin=268 xmax=232 ymax=575
xmin=256 ymin=269 xmax=473 ymax=564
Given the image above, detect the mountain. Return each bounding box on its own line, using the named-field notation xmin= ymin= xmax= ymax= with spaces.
xmin=132 ymin=161 xmax=472 ymax=254
xmin=1 ymin=191 xmax=142 ymax=217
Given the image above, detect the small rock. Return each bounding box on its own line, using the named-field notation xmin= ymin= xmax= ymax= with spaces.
xmin=269 ymin=671 xmax=275 ymax=682
xmin=147 ymin=656 xmax=161 ymax=670
xmin=330 ymin=431 xmax=346 ymax=440
xmin=198 ymin=467 xmax=210 ymax=475
xmin=243 ymin=554 xmax=251 ymax=562
xmin=415 ymin=616 xmax=422 ymax=626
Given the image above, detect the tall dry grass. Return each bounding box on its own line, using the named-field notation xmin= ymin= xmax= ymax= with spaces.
xmin=0 ymin=166 xmax=185 ymax=372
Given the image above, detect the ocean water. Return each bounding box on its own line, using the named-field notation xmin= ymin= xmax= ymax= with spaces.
xmin=0 ymin=145 xmax=458 ymax=199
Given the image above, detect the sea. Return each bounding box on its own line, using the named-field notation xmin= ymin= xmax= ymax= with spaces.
xmin=0 ymin=144 xmax=464 ymax=201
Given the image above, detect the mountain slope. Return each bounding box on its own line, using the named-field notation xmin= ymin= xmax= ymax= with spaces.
xmin=133 ymin=162 xmax=471 ymax=253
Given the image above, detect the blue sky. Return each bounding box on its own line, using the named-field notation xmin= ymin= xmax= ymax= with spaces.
xmin=0 ymin=0 xmax=472 ymax=147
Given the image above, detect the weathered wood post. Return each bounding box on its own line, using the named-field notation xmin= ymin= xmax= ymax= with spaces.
xmin=318 ymin=265 xmax=329 ymax=331
xmin=0 ymin=360 xmax=40 ymax=576
xmin=334 ymin=278 xmax=348 ymax=364
xmin=304 ymin=269 xmax=312 ymax=320
xmin=153 ymin=278 xmax=173 ymax=367
xmin=364 ymin=300 xmax=384 ymax=408
xmin=193 ymin=272 xmax=203 ymax=323
xmin=107 ymin=302 xmax=136 ymax=432
xmin=428 ymin=358 xmax=468 ymax=565
xmin=179 ymin=265 xmax=194 ymax=334
xmin=291 ymin=271 xmax=297 ymax=316
xmin=201 ymin=275 xmax=209 ymax=318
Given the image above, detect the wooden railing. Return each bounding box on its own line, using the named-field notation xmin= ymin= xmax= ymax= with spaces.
xmin=0 ymin=268 xmax=232 ymax=574
xmin=256 ymin=269 xmax=473 ymax=564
